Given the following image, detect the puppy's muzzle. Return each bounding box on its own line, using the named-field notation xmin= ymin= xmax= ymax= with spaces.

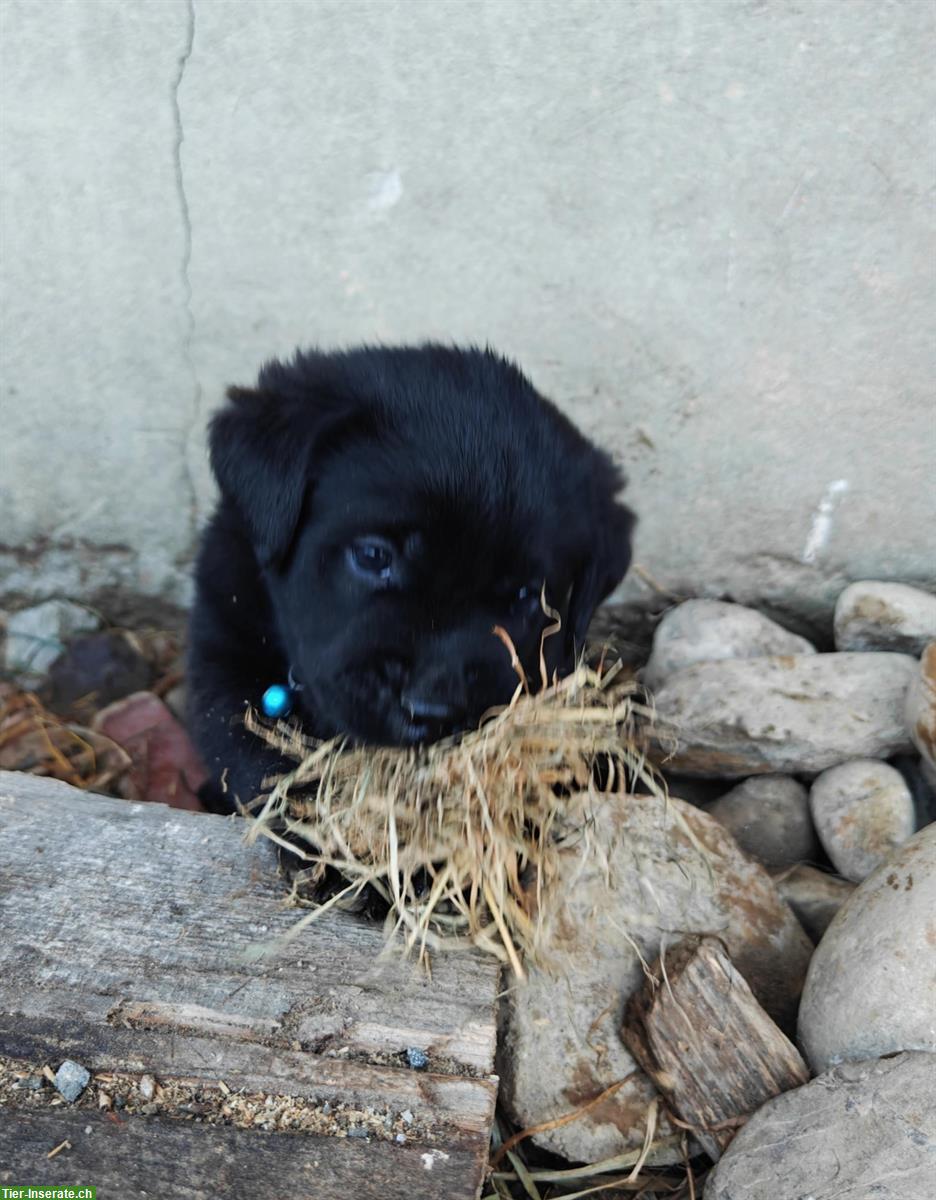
xmin=401 ymin=694 xmax=462 ymax=724
xmin=399 ymin=689 xmax=466 ymax=742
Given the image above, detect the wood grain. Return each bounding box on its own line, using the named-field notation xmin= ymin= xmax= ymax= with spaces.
xmin=5 ymin=1108 xmax=486 ymax=1200
xmin=0 ymin=772 xmax=501 ymax=1198
xmin=621 ymin=935 xmax=809 ymax=1160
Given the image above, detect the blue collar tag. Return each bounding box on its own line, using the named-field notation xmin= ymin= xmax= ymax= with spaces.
xmin=261 ymin=667 xmax=303 ymax=719
xmin=261 ymin=683 xmax=293 ymax=719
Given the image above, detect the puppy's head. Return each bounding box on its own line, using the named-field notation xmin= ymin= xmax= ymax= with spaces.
xmin=210 ymin=345 xmax=635 ymax=745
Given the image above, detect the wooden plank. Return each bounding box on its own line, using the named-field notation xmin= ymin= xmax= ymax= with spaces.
xmin=3 ymin=1108 xmax=484 ymax=1200
xmin=0 ymin=772 xmax=501 ymax=1198
xmin=621 ymin=935 xmax=809 ymax=1160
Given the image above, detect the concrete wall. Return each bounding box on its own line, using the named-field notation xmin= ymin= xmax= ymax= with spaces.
xmin=2 ymin=0 xmax=934 ymax=622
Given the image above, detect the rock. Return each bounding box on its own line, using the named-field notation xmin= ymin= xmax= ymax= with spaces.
xmin=163 ymin=682 xmax=188 ymax=722
xmin=798 ymin=823 xmax=936 ymax=1072
xmin=643 ymin=600 xmax=815 ymax=692
xmin=704 ymin=775 xmax=818 ymax=869
xmin=54 ymin=1059 xmax=91 ymax=1103
xmin=705 ymin=1052 xmax=936 ymax=1200
xmin=771 ymin=864 xmax=855 ymax=942
xmin=138 ymin=1073 xmax=156 ymax=1101
xmin=4 ymin=600 xmax=100 ymax=682
xmin=46 ymin=630 xmax=152 ymax=718
xmin=809 ymin=760 xmax=915 ymax=882
xmin=906 ymin=643 xmax=936 ymax=772
xmin=834 ymin=580 xmax=936 ymax=656
xmin=92 ymin=691 xmax=207 ymax=812
xmin=651 ymin=652 xmax=916 ymax=778
xmin=498 ymin=794 xmax=812 ymax=1165
xmin=405 ymin=1047 xmax=429 ymax=1071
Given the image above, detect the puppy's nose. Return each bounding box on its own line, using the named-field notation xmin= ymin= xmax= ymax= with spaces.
xmin=401 ymin=694 xmax=463 ymax=725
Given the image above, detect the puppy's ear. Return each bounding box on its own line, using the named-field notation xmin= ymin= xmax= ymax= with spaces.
xmin=566 ymin=494 xmax=636 ymax=656
xmin=208 ymin=386 xmax=314 ymax=568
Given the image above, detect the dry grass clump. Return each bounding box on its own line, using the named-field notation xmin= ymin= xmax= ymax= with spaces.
xmin=243 ymin=639 xmax=663 ymax=977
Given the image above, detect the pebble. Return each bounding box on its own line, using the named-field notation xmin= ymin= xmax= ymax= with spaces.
xmin=164 ymin=682 xmax=188 ymax=722
xmin=834 ymin=580 xmax=936 ymax=656
xmin=643 ymin=599 xmax=815 ymax=692
xmin=651 ymin=652 xmax=916 ymax=778
xmin=400 ymin=1109 xmax=414 ymax=1125
xmin=498 ymin=793 xmax=811 ymax=1165
xmin=704 ymin=775 xmax=818 ymax=868
xmin=138 ymin=1073 xmax=156 ymax=1101
xmin=798 ymin=822 xmax=936 ymax=1072
xmin=809 ymin=759 xmax=915 ymax=882
xmin=405 ymin=1047 xmax=429 ymax=1071
xmin=705 ymin=1052 xmax=936 ymax=1200
xmin=4 ymin=600 xmax=100 ymax=682
xmin=906 ymin=642 xmax=936 ymax=772
xmin=54 ymin=1059 xmax=91 ymax=1103
xmin=771 ymin=864 xmax=854 ymax=943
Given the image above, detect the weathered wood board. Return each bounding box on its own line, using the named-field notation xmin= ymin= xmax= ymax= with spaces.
xmin=0 ymin=772 xmax=501 ymax=1198
xmin=622 ymin=935 xmax=809 ymax=1160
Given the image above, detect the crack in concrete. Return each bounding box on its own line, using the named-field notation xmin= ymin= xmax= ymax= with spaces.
xmin=171 ymin=0 xmax=200 ymax=548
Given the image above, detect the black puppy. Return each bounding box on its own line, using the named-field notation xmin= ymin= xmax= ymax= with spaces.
xmin=188 ymin=344 xmax=634 ymax=812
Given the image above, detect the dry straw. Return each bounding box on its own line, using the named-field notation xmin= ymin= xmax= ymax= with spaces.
xmin=243 ymin=623 xmax=664 ymax=978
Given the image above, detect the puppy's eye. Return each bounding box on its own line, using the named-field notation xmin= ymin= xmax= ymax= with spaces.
xmin=348 ymin=538 xmax=394 ymax=581
xmin=511 ymin=583 xmax=541 ymax=615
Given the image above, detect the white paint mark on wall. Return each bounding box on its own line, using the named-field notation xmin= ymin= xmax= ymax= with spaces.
xmin=802 ymin=479 xmax=850 ymax=564
xmin=421 ymin=1150 xmax=451 ymax=1171
xmin=368 ymin=168 xmax=403 ymax=211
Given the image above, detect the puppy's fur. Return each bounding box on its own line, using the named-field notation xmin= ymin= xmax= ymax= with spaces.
xmin=188 ymin=344 xmax=635 ymax=812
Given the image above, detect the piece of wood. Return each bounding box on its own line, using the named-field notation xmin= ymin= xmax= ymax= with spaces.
xmin=0 ymin=772 xmax=500 ymax=1198
xmin=6 ymin=1108 xmax=483 ymax=1200
xmin=620 ymin=935 xmax=809 ymax=1161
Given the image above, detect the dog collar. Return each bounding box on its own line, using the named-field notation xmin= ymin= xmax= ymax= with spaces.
xmin=261 ymin=666 xmax=303 ymax=719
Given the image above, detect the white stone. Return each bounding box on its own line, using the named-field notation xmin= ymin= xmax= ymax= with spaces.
xmin=809 ymin=759 xmax=916 ymax=882
xmin=798 ymin=823 xmax=936 ymax=1072
xmin=704 ymin=775 xmax=818 ymax=869
xmin=4 ymin=600 xmax=100 ymax=679
xmin=498 ymin=794 xmax=812 ymax=1165
xmin=906 ymin=643 xmax=936 ymax=771
xmin=835 ymin=580 xmax=936 ymax=656
xmin=651 ymin=652 xmax=916 ymax=778
xmin=643 ymin=599 xmax=815 ymax=692
xmin=705 ymin=1052 xmax=936 ymax=1200
xmin=772 ymin=864 xmax=854 ymax=943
